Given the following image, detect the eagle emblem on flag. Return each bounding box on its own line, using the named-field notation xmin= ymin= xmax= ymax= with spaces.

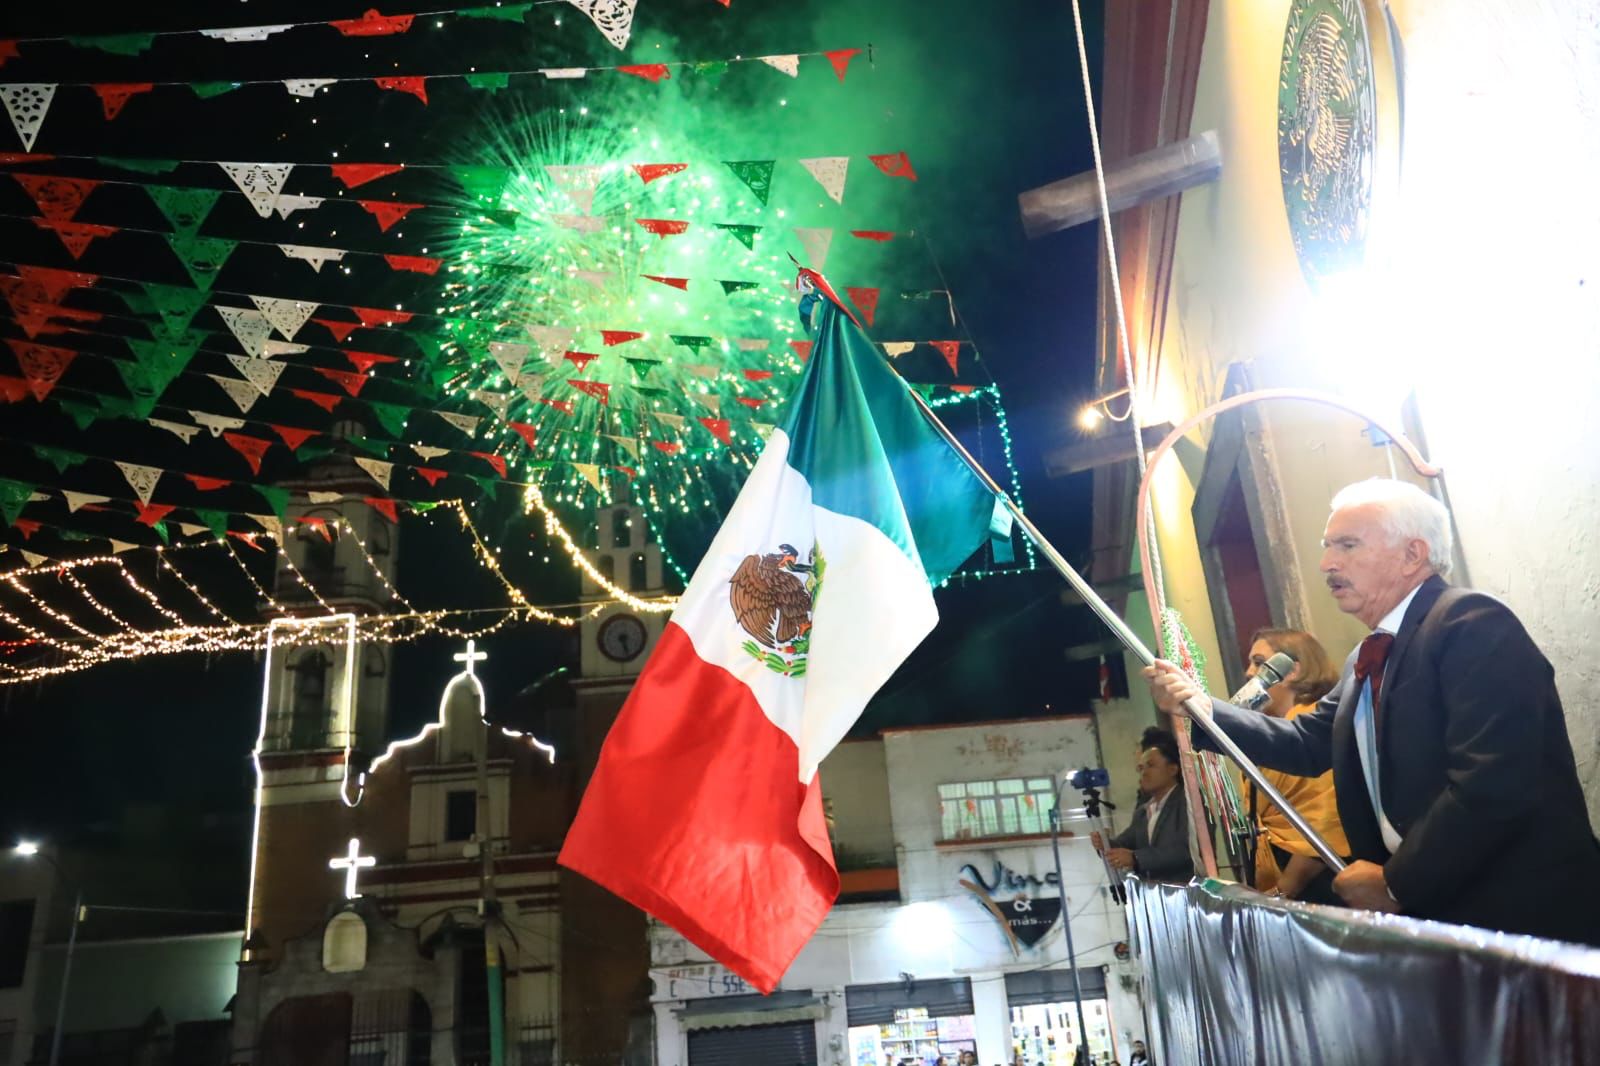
xmin=729 ymin=542 xmax=824 ymax=676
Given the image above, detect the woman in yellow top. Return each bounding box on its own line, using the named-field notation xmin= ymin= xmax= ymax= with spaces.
xmin=1245 ymin=627 xmax=1350 ymax=905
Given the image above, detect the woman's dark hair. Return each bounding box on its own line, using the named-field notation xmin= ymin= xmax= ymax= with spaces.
xmin=1249 ymin=627 xmax=1340 ymax=705
xmin=1139 ymin=725 xmax=1182 ymax=773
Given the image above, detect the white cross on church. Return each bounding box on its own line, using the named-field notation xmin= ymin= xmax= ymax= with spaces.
xmin=328 ymin=837 xmax=375 ymax=899
xmin=453 ymin=639 xmax=488 ymax=676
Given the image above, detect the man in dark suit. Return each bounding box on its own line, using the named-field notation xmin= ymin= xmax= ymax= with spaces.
xmin=1092 ymin=727 xmax=1193 ymax=883
xmin=1145 ymin=478 xmax=1600 ymax=943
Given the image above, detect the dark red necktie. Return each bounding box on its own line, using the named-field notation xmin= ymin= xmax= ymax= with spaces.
xmin=1354 ymin=632 xmax=1395 ymax=710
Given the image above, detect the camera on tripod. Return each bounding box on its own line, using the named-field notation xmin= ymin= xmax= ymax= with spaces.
xmin=1067 ymin=767 xmax=1110 ymax=791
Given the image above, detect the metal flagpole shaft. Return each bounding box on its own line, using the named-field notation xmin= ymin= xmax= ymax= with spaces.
xmin=907 ymin=388 xmax=1347 ymax=873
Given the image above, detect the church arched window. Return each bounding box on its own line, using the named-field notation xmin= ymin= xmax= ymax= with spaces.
xmin=629 ymin=552 xmax=649 ymax=591
xmin=593 ymin=553 xmax=615 ymax=584
xmin=289 ymin=651 xmax=329 ymax=747
xmin=611 ymin=508 xmax=632 ymax=549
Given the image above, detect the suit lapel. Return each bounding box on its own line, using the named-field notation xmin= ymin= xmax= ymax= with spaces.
xmin=1378 ymin=575 xmax=1447 ymax=749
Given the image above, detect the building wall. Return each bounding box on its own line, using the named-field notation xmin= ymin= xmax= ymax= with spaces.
xmin=30 ymin=933 xmax=242 ymax=1033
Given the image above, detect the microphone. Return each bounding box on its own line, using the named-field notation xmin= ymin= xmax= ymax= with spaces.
xmin=1229 ymin=651 xmax=1297 ymax=711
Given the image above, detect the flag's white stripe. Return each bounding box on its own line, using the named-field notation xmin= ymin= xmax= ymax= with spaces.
xmin=672 ymin=430 xmax=937 ymax=782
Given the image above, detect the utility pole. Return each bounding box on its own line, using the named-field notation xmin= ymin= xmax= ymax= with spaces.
xmin=456 ymin=640 xmax=505 ymax=1066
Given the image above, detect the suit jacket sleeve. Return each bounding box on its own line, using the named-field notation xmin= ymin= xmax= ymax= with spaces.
xmin=1134 ymin=789 xmax=1193 ymax=881
xmin=1191 ymin=690 xmax=1339 ymax=779
xmin=1382 ymin=594 xmax=1549 ymax=911
xmin=1108 ymin=809 xmax=1141 ymax=852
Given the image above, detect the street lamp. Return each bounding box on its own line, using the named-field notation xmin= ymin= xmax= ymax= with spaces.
xmin=11 ymin=841 xmax=81 ymax=1066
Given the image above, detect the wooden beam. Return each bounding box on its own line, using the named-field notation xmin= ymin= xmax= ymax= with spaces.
xmin=1043 ymin=422 xmax=1174 ymax=478
xmin=1018 ymin=130 xmax=1222 ymax=239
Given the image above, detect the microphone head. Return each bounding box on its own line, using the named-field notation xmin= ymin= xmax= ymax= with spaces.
xmin=1257 ymin=651 xmax=1297 ymax=689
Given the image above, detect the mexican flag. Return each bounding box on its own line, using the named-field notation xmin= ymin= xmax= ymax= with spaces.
xmin=558 ymin=277 xmax=1003 ymax=991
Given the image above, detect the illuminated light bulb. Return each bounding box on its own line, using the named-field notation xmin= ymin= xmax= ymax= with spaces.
xmin=1077 ymin=404 xmax=1104 ymax=431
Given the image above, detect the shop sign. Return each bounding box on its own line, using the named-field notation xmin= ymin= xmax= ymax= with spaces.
xmin=656 ymin=962 xmax=756 ymax=1000
xmin=957 ymin=859 xmax=1062 ymax=953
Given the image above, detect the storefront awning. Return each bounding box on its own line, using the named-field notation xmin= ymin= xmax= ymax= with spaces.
xmin=676 ymin=990 xmax=824 ymax=1031
xmin=1005 ymin=966 xmax=1107 ymax=1005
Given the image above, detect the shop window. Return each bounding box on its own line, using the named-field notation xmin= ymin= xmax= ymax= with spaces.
xmin=938 ymin=778 xmax=1057 ymax=840
xmin=445 ymin=789 xmax=477 ymax=842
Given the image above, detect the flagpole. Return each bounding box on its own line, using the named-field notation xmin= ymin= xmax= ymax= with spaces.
xmin=905 ymin=388 xmax=1347 ymax=873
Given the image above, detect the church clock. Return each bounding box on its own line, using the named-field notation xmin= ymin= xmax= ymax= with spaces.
xmin=597 ymin=614 xmax=649 ymax=663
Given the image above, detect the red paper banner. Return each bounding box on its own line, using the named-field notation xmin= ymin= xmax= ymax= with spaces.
xmin=18 ymin=265 xmax=98 ymax=302
xmin=136 ymin=502 xmax=175 ymax=527
xmin=470 ymin=451 xmax=507 ymax=478
xmin=636 ymin=218 xmax=690 ymax=238
xmin=950 ymin=385 xmax=976 ymax=394
xmin=352 ymin=305 xmax=414 ymax=326
xmin=415 ymin=467 xmax=448 ymax=486
xmin=931 ymin=340 xmax=960 ymax=375
xmin=564 ymin=350 xmax=599 ymax=373
xmin=619 ymin=64 xmax=671 ymax=83
xmin=383 ymin=254 xmax=442 ymax=274
xmin=569 ymin=379 xmax=611 ymax=404
xmin=313 ymin=317 xmax=359 ymax=342
xmin=331 ymin=162 xmax=404 ymax=189
xmin=652 ymin=440 xmax=681 ymax=455
xmin=290 ymin=388 xmax=342 ymax=412
xmin=0 ymin=41 xmax=18 ymax=67
xmin=698 ymin=417 xmax=732 ymax=445
xmin=344 ymin=350 xmax=400 ymax=373
xmin=356 ymin=199 xmax=423 ymax=232
xmin=13 ymin=175 xmax=100 ymax=220
xmin=642 ymin=274 xmax=688 ymax=289
xmin=789 ymin=339 xmax=813 ymax=362
xmin=270 ymin=424 xmax=318 ymax=451
xmin=540 ymin=397 xmax=574 ymax=416
xmin=34 ymin=219 xmax=117 ymax=259
xmin=365 ymin=496 xmax=398 ymax=522
xmin=825 ymin=48 xmax=861 ymax=82
xmin=508 ymin=421 xmax=537 ymax=448
xmin=223 ymin=432 xmax=272 ymax=474
xmin=0 ymin=153 xmax=51 ymax=164
xmin=736 ymin=396 xmax=767 ymax=409
xmin=184 ymin=474 xmax=230 ymax=491
xmin=331 ymin=9 xmax=415 ymax=36
xmin=92 ymin=83 xmax=154 ymax=121
xmin=297 ymin=516 xmax=333 ymax=541
xmin=6 ymin=339 xmax=75 ymax=399
xmin=0 ymin=376 xmax=30 ymax=403
xmin=374 ymin=76 xmax=428 ymax=104
xmin=743 ymin=369 xmax=773 ymax=382
xmin=869 ymin=151 xmax=918 ymax=181
xmin=851 ymin=229 xmax=895 ymax=242
xmin=632 ymin=162 xmax=687 ymax=184
xmin=229 ymin=530 xmax=263 ymax=550
xmin=315 ymin=368 xmax=369 ymax=396
xmin=846 ymin=286 xmax=880 ymax=327
xmin=600 ymin=330 xmax=644 ymax=346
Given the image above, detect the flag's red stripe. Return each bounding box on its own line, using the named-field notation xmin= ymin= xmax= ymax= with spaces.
xmin=558 ymin=622 xmax=837 ymax=992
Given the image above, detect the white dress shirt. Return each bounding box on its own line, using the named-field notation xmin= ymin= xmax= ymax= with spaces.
xmin=1353 ymin=583 xmax=1422 ymax=854
xmin=1143 ymin=783 xmax=1177 ymax=842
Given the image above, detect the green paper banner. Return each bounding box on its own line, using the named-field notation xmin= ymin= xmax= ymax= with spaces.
xmin=166 ymin=234 xmax=236 ymax=290
xmin=32 ymin=445 xmax=87 ymax=473
xmin=724 ymin=160 xmax=775 ymax=206
xmin=480 ymin=208 xmax=521 ymax=229
xmin=460 ymin=2 xmax=532 ymax=21
xmin=367 ymin=401 xmax=409 ymax=437
xmin=624 ymin=358 xmax=660 ymax=378
xmin=151 ymin=520 xmax=171 ymax=545
xmin=464 ymin=73 xmax=511 ymax=91
xmin=117 ymin=289 xmax=156 ymax=315
xmin=670 ymin=334 xmax=714 ymax=351
xmin=348 ymin=436 xmax=390 ymax=458
xmin=193 ymin=508 xmax=230 ymax=540
xmin=99 ymin=394 xmax=156 ymax=421
xmin=719 ymin=279 xmax=758 ymax=295
xmin=147 ymin=282 xmax=212 ymax=333
xmin=96 ymin=158 xmax=179 ymax=173
xmin=190 ymin=82 xmax=241 ymax=99
xmin=694 ymin=61 xmax=729 ymax=80
xmin=472 ymin=475 xmax=498 ymax=501
xmin=296 ymin=443 xmax=335 ymax=463
xmin=714 ymin=223 xmax=760 ymax=250
xmin=0 ymin=480 xmax=34 ymax=526
xmin=127 ymin=335 xmax=202 ymax=369
xmin=147 ymin=186 xmax=222 ymax=236
xmin=452 ymin=166 xmax=508 ymax=206
xmin=59 ymin=400 xmax=101 ymax=430
xmin=69 ymin=32 xmax=155 ymax=55
xmin=255 ymin=485 xmax=290 ymax=520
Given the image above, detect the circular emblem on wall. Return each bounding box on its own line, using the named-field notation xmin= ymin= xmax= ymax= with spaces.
xmin=1277 ymin=0 xmax=1391 ymax=285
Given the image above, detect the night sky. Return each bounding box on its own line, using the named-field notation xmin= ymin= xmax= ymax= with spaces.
xmin=0 ymin=1 xmax=1107 ymax=858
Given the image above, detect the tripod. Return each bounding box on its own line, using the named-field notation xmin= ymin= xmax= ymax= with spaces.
xmin=1078 ymin=783 xmax=1125 ymax=903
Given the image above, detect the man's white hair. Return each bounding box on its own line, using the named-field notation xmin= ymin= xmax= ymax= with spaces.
xmin=1330 ymin=478 xmax=1453 ymax=578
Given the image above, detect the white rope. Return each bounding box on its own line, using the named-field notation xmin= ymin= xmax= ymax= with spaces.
xmin=1067 ymin=0 xmax=1169 ymax=612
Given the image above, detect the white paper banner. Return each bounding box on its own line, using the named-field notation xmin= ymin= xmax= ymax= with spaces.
xmin=541 ymin=68 xmax=588 ymax=79
xmin=882 ymin=341 xmax=916 ymax=357
xmin=518 ymin=375 xmax=546 ymax=401
xmin=21 ymin=549 xmax=47 ymax=566
xmin=572 ymin=462 xmax=604 ymax=493
xmin=278 ymin=244 xmax=345 ymax=271
xmin=354 ymin=457 xmax=393 ymax=491
xmin=793 ymin=226 xmax=834 ymax=272
xmin=114 ymin=461 xmax=162 ymax=506
xmin=735 ymin=337 xmax=771 ymax=352
xmin=208 ymin=375 xmax=260 ymax=413
xmin=247 ymin=513 xmax=282 ymax=543
xmin=178 ymin=522 xmax=208 ymax=537
xmin=63 ymin=490 xmax=110 ymax=513
xmin=110 ymin=540 xmax=138 ymax=554
xmin=487 ymin=341 xmax=530 ymax=385
xmin=553 ymin=213 xmax=606 ymax=234
xmin=411 ymin=444 xmax=449 ymax=460
xmin=191 ymin=410 xmax=246 ymax=436
xmin=147 ymin=418 xmax=199 ymax=444
xmin=227 ymin=353 xmax=285 ymax=397
xmin=261 ymin=340 xmax=309 ymax=358
xmin=691 ymin=393 xmax=721 ymax=414
xmin=572 ymin=269 xmax=612 ymax=289
xmin=799 ymin=156 xmax=849 ymax=204
xmin=604 ymin=434 xmax=639 ymax=459
xmin=751 ymin=422 xmax=776 ymax=440
xmin=759 ymin=54 xmax=800 ymax=77
xmin=544 ymin=164 xmax=604 ymax=214
xmin=200 ymin=24 xmax=292 ymax=42
xmin=565 ymin=0 xmax=637 ymax=50
xmin=1 ymin=84 xmax=57 ymax=153
xmin=219 ymin=162 xmax=293 ymax=218
xmin=526 ymin=325 xmax=576 ymax=354
xmin=684 ymin=364 xmax=720 ymax=380
xmin=651 ymin=411 xmax=686 ymax=430
xmin=273 ymin=194 xmax=324 ymax=219
xmin=283 ymin=79 xmax=335 ymax=98
xmin=250 ymin=295 xmax=317 ymax=340
xmin=438 ymin=411 xmax=480 ymax=437
xmin=216 ymin=306 xmax=273 ymax=357
xmin=307 ymin=491 xmax=344 ymax=504
xmin=469 ymin=389 xmax=513 ymax=420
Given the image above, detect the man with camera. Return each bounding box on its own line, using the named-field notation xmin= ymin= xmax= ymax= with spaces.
xmin=1091 ymin=727 xmax=1194 ymax=883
